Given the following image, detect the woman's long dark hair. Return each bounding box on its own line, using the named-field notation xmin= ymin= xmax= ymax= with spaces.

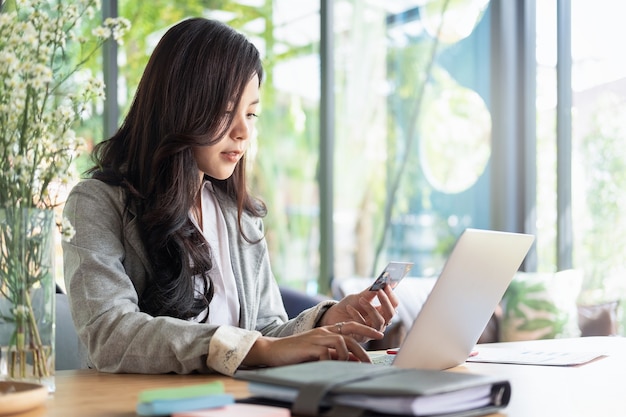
xmin=89 ymin=18 xmax=265 ymax=320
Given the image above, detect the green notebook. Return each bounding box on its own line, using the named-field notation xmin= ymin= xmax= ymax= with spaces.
xmin=138 ymin=381 xmax=225 ymax=403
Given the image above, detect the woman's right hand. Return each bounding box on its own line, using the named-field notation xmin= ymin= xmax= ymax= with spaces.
xmin=241 ymin=321 xmax=383 ymax=367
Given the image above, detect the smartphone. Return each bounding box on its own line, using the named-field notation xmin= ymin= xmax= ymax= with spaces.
xmin=369 ymin=261 xmax=413 ymax=291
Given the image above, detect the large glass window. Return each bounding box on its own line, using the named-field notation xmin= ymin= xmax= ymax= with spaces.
xmin=83 ymin=0 xmax=494 ymax=291
xmin=66 ymin=1 xmax=624 ymax=335
xmin=536 ymin=0 xmax=558 ymax=273
xmin=30 ymin=0 xmax=626 ymax=342
xmin=332 ymin=0 xmax=491 ymax=282
xmin=536 ymin=0 xmax=626 ymax=333
xmin=569 ymin=1 xmax=626 ymax=332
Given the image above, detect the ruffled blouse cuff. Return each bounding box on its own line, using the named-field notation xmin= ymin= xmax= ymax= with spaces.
xmin=289 ymin=299 xmax=337 ymax=334
xmin=206 ymin=326 xmax=261 ymax=376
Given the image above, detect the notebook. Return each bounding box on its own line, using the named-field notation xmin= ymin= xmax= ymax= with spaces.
xmin=235 ymin=360 xmax=511 ymax=417
xmin=372 ymin=228 xmax=534 ymax=370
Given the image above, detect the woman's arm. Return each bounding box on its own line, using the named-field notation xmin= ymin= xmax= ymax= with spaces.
xmin=242 ymin=321 xmax=383 ymax=367
xmin=62 ymin=180 xmax=258 ymax=374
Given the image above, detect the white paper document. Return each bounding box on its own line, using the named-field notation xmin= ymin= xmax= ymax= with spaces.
xmin=466 ymin=347 xmax=605 ymax=366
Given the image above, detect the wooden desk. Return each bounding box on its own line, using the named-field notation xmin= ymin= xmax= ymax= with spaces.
xmin=17 ymin=336 xmax=626 ymax=416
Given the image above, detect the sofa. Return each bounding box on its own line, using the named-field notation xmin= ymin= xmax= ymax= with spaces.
xmin=332 ymin=271 xmax=621 ymax=350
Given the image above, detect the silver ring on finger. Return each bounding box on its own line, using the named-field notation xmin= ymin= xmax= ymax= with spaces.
xmin=335 ymin=321 xmax=345 ymax=335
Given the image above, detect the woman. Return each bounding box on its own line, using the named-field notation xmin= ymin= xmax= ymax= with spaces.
xmin=62 ymin=17 xmax=398 ymax=376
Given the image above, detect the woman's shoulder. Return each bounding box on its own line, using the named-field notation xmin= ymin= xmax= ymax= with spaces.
xmin=70 ymin=178 xmax=120 ymax=195
xmin=67 ymin=179 xmax=127 ymax=209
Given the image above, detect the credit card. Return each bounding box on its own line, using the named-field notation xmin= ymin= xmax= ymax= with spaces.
xmin=369 ymin=261 xmax=413 ymax=291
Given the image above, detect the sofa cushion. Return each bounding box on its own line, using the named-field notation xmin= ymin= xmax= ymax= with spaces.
xmin=499 ymin=270 xmax=582 ymax=341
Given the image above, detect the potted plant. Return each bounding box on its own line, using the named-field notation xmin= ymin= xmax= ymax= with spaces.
xmin=0 ymin=0 xmax=129 ymax=391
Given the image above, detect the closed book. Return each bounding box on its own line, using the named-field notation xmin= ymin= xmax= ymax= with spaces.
xmin=235 ymin=361 xmax=510 ymax=417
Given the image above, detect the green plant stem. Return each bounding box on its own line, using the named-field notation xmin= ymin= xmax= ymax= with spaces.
xmin=2 ymin=209 xmax=52 ymax=380
xmin=25 ymin=289 xmax=50 ymax=377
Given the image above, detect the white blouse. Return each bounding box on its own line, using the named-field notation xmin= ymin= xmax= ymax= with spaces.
xmin=189 ymin=181 xmax=240 ymax=325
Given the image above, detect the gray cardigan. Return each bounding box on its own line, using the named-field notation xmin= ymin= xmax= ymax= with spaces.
xmin=62 ymin=179 xmax=334 ymax=375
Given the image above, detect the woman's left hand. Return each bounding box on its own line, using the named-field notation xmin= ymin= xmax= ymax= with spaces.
xmin=318 ymin=283 xmax=399 ymax=342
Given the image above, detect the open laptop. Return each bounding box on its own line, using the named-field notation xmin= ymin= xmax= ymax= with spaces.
xmin=373 ymin=228 xmax=534 ymax=370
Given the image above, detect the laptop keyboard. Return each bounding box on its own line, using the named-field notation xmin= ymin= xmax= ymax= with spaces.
xmin=369 ymin=353 xmax=394 ymax=366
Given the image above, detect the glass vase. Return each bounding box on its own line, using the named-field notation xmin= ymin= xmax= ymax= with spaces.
xmin=0 ymin=208 xmax=55 ymax=392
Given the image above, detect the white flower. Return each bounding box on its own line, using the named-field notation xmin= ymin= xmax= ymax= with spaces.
xmin=29 ymin=63 xmax=53 ymax=89
xmin=102 ymin=17 xmax=131 ymax=45
xmin=93 ymin=16 xmax=132 ymax=44
xmin=0 ymin=0 xmax=131 ymax=211
xmin=0 ymin=51 xmax=19 ymax=73
xmin=56 ymin=105 xmax=75 ymax=122
xmin=59 ymin=216 xmax=76 ymax=242
xmin=20 ymin=22 xmax=38 ymax=46
xmin=65 ymin=5 xmax=79 ymax=20
xmin=84 ymin=76 xmax=106 ymax=98
xmin=0 ymin=12 xmax=17 ymax=27
xmin=92 ymin=26 xmax=111 ymax=40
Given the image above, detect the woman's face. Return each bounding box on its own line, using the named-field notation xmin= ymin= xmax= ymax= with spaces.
xmin=194 ymin=74 xmax=260 ymax=180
